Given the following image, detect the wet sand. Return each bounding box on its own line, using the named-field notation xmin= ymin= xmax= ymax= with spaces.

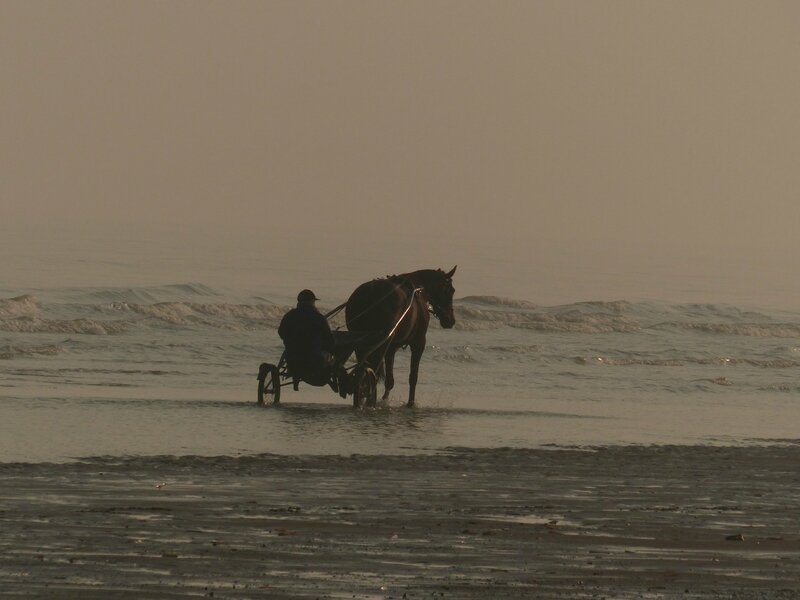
xmin=1 ymin=446 xmax=799 ymax=599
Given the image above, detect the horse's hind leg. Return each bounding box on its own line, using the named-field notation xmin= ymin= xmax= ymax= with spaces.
xmin=381 ymin=349 xmax=396 ymax=402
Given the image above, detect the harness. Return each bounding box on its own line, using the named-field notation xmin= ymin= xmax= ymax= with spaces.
xmin=321 ymin=279 xmax=426 ymax=358
xmin=325 ymin=277 xmax=437 ymax=326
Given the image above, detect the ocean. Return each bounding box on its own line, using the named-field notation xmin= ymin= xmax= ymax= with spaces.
xmin=2 ymin=279 xmax=800 ymax=463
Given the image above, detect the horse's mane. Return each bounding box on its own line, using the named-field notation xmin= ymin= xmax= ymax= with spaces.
xmin=374 ymin=269 xmax=446 ymax=283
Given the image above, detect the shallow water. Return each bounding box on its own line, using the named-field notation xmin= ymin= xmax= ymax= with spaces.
xmin=2 ymin=284 xmax=800 ymax=461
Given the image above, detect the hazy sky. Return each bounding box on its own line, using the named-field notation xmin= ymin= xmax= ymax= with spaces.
xmin=2 ymin=1 xmax=800 ymax=305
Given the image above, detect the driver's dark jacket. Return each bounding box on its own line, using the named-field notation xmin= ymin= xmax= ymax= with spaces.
xmin=278 ymin=303 xmax=335 ymax=374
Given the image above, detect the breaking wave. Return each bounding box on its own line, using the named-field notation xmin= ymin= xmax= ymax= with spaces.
xmin=650 ymin=322 xmax=800 ymax=338
xmin=109 ymin=301 xmax=288 ymax=329
xmin=458 ymin=296 xmax=538 ymax=310
xmin=508 ymin=318 xmax=639 ymax=334
xmin=0 ymin=344 xmax=62 ymax=360
xmin=78 ymin=283 xmax=220 ymax=304
xmin=0 ymin=295 xmax=38 ymax=318
xmin=452 ymin=297 xmax=800 ymax=338
xmin=4 ymin=289 xmax=797 ymax=340
xmin=454 ymin=298 xmax=640 ymax=334
xmin=0 ymin=317 xmax=128 ymax=335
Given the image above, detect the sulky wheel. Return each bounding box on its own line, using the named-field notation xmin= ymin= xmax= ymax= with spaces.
xmin=353 ymin=367 xmax=377 ymax=408
xmin=257 ymin=362 xmax=281 ymax=405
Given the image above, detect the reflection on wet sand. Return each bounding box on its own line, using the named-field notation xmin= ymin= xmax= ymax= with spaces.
xmin=254 ymin=402 xmax=452 ymax=454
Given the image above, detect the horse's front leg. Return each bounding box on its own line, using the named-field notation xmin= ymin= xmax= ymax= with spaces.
xmin=407 ymin=337 xmax=425 ymax=407
xmin=381 ymin=348 xmax=396 ymax=403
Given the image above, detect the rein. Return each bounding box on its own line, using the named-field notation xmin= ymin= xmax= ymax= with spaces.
xmin=354 ymin=285 xmax=423 ymax=361
xmin=387 ymin=287 xmax=423 ymax=339
xmin=324 ymin=302 xmax=348 ymax=320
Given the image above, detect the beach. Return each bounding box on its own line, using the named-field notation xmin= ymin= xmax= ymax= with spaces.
xmin=4 ymin=287 xmax=800 ymax=598
xmin=2 ymin=445 xmax=799 ymax=599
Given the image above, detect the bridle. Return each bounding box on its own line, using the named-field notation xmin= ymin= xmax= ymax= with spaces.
xmin=421 ymin=279 xmax=453 ymax=322
xmin=427 ymin=298 xmax=444 ymax=318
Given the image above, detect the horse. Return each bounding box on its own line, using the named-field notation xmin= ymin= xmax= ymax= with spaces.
xmin=345 ymin=266 xmax=457 ymax=407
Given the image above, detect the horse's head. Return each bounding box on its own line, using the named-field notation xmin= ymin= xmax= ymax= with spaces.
xmin=425 ymin=266 xmax=457 ymax=329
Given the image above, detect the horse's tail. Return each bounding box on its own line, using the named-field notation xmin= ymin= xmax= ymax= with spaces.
xmin=374 ymin=360 xmax=385 ymax=382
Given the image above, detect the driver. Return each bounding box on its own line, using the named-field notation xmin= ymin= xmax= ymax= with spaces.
xmin=278 ymin=289 xmax=348 ymax=395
